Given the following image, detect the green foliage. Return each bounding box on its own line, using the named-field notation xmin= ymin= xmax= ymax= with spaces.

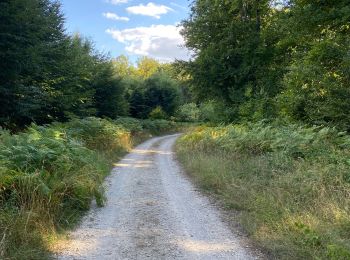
xmin=177 ymin=123 xmax=350 ymax=259
xmin=141 ymin=119 xmax=177 ymax=135
xmin=114 ymin=117 xmax=144 ymax=133
xmin=0 ymin=119 xmax=116 ymax=258
xmin=181 ymin=0 xmax=350 ymax=129
xmin=114 ymin=117 xmax=179 ymax=136
xmin=93 ymin=61 xmax=129 ymax=119
xmin=149 ymin=106 xmax=168 ymax=120
xmin=0 ymin=1 xmax=184 ymax=129
xmin=198 ymin=101 xmax=236 ymax=123
xmin=0 ymin=1 xmax=129 ymax=129
xmin=111 ymin=56 xmax=188 ymax=120
xmin=276 ymin=1 xmax=350 ymax=130
xmin=176 ymin=103 xmax=200 ymax=122
xmin=143 ymin=72 xmax=181 ymax=116
xmin=61 ymin=117 xmax=132 ymax=160
xmin=127 ymin=72 xmax=182 ymax=119
xmin=0 ymin=0 xmax=68 ymax=127
xmin=181 ymin=0 xmax=278 ymax=122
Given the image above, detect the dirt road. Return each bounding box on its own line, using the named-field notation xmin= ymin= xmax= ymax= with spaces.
xmin=56 ymin=134 xmax=260 ymax=259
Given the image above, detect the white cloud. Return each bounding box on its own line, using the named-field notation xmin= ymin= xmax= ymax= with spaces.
xmin=106 ymin=24 xmax=191 ymax=61
xmin=170 ymin=2 xmax=187 ymax=10
xmin=103 ymin=12 xmax=129 ymax=21
xmin=126 ymin=3 xmax=173 ymax=19
xmin=106 ymin=0 xmax=128 ymax=4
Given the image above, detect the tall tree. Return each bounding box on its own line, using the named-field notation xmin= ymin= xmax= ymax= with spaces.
xmin=143 ymin=72 xmax=181 ymax=117
xmin=0 ymin=0 xmax=67 ymax=127
xmin=93 ymin=60 xmax=129 ymax=119
xmin=181 ymin=0 xmax=276 ymax=121
xmin=136 ymin=57 xmax=161 ymax=79
xmin=112 ymin=55 xmax=136 ymax=78
xmin=277 ymin=0 xmax=350 ymax=129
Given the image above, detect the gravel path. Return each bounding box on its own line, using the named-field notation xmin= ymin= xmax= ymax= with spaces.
xmin=56 ymin=134 xmax=261 ymax=260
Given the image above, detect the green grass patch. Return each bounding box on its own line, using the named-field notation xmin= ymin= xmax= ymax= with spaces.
xmin=176 ymin=123 xmax=350 ymax=259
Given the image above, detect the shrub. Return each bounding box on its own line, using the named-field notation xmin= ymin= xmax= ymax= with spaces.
xmin=176 ymin=103 xmax=200 ymax=122
xmin=142 ymin=119 xmax=176 ymax=135
xmin=199 ymin=101 xmax=235 ymax=123
xmin=62 ymin=117 xmax=131 ymax=160
xmin=0 ymin=121 xmax=114 ymax=258
xmin=114 ymin=117 xmax=143 ymax=133
xmin=149 ymin=106 xmax=168 ymax=120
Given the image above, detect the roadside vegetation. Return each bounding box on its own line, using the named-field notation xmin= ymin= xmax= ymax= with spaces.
xmin=0 ymin=117 xmax=179 ymax=259
xmin=174 ymin=1 xmax=350 ymax=259
xmin=2 ymin=0 xmax=350 ymax=259
xmin=176 ymin=123 xmax=350 ymax=259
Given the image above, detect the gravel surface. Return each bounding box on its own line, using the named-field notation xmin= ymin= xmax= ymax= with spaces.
xmin=56 ymin=134 xmax=261 ymax=260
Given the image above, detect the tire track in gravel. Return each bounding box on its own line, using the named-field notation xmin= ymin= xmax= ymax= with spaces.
xmin=55 ymin=134 xmax=262 ymax=260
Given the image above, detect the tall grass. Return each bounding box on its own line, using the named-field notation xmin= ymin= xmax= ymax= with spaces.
xmin=0 ymin=117 xmax=178 ymax=259
xmin=176 ymin=122 xmax=350 ymax=259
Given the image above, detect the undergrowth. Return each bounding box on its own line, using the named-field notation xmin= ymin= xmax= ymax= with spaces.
xmin=176 ymin=122 xmax=350 ymax=259
xmin=0 ymin=117 xmax=178 ymax=259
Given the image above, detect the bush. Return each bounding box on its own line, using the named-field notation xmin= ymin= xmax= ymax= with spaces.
xmin=149 ymin=106 xmax=168 ymax=120
xmin=114 ymin=117 xmax=143 ymax=133
xmin=277 ymin=38 xmax=350 ymax=131
xmin=0 ymin=121 xmax=114 ymax=258
xmin=176 ymin=103 xmax=200 ymax=122
xmin=62 ymin=117 xmax=131 ymax=160
xmin=199 ymin=101 xmax=236 ymax=123
xmin=142 ymin=119 xmax=177 ymax=135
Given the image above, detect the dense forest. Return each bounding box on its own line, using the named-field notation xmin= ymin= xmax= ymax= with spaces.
xmin=0 ymin=0 xmax=186 ymax=130
xmin=2 ymin=0 xmax=349 ymax=131
xmin=180 ymin=0 xmax=350 ymax=129
xmin=1 ymin=0 xmax=350 ymax=259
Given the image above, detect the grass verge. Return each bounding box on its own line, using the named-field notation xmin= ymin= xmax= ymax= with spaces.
xmin=175 ymin=122 xmax=350 ymax=259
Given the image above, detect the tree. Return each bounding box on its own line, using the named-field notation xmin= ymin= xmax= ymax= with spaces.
xmin=49 ymin=35 xmax=97 ymax=121
xmin=0 ymin=0 xmax=68 ymax=127
xmin=136 ymin=57 xmax=161 ymax=79
xmin=181 ymin=0 xmax=276 ymax=122
xmin=112 ymin=55 xmax=136 ymax=77
xmin=93 ymin=61 xmax=129 ymax=119
xmin=0 ymin=1 xmax=131 ymax=128
xmin=181 ymin=0 xmax=350 ymax=128
xmin=127 ymin=72 xmax=182 ymax=119
xmin=277 ymin=0 xmax=350 ymax=129
xmin=143 ymin=72 xmax=181 ymax=117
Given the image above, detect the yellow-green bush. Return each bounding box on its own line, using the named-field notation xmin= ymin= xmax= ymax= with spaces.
xmin=176 ymin=122 xmax=350 ymax=259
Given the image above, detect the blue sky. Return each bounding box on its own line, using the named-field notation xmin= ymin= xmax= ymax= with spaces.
xmin=60 ymin=0 xmax=191 ymax=62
